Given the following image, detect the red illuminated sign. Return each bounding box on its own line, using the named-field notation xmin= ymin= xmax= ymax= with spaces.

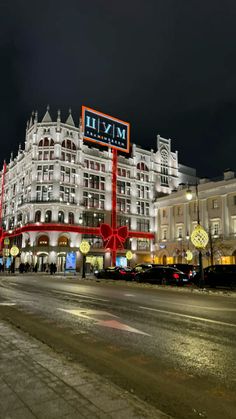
xmin=82 ymin=106 xmax=130 ymax=153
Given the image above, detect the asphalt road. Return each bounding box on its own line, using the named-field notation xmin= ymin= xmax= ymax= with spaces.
xmin=0 ymin=274 xmax=235 ymax=419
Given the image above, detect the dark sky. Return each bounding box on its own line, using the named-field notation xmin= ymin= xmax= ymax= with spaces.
xmin=1 ymin=0 xmax=236 ymax=177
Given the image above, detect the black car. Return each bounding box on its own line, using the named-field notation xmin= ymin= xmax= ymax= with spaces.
xmin=132 ymin=263 xmax=162 ymax=274
xmin=198 ymin=265 xmax=236 ymax=288
xmin=134 ymin=266 xmax=189 ymax=286
xmin=94 ymin=266 xmax=134 ymax=280
xmin=166 ymin=264 xmax=197 ymax=280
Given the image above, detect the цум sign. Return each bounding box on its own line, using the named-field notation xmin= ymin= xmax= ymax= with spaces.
xmin=82 ymin=106 xmax=130 ymax=153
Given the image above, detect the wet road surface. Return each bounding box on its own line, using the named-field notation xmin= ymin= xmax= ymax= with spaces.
xmin=0 ymin=275 xmax=235 ymax=419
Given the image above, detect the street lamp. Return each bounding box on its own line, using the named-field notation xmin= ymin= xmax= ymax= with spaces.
xmin=186 ymin=183 xmax=209 ymax=288
xmin=79 ymin=240 xmax=90 ymax=279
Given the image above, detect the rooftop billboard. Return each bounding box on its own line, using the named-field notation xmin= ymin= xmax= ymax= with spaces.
xmin=82 ymin=106 xmax=130 ymax=153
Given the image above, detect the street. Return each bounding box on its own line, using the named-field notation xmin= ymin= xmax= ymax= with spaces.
xmin=0 ymin=275 xmax=235 ymax=419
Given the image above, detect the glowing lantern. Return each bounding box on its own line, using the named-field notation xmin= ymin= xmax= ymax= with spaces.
xmin=79 ymin=241 xmax=90 ymax=255
xmin=126 ymin=251 xmax=133 ymax=260
xmin=10 ymin=246 xmax=19 ymax=257
xmin=185 ymin=250 xmax=193 ymax=261
xmin=191 ymin=224 xmax=209 ymax=249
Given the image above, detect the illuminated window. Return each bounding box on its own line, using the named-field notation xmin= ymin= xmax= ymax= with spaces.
xmin=38 ymin=235 xmax=49 ymax=246
xmin=137 ymin=239 xmax=150 ymax=250
xmin=58 ymin=236 xmax=69 ymax=246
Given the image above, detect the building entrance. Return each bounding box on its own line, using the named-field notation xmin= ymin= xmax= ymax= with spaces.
xmin=57 ymin=253 xmax=66 ymax=272
xmin=37 ymin=253 xmax=48 ymax=272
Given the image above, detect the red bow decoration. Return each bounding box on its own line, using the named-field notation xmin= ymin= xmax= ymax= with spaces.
xmin=100 ymin=223 xmax=128 ymax=251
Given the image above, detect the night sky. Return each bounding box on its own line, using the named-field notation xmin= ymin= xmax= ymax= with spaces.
xmin=1 ymin=0 xmax=236 ymax=177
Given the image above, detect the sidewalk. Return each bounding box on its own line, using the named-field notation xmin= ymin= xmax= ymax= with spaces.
xmin=0 ymin=321 xmax=171 ymax=419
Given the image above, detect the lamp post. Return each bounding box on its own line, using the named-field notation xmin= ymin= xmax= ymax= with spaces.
xmin=79 ymin=240 xmax=90 ymax=279
xmin=186 ymin=184 xmax=209 ymax=288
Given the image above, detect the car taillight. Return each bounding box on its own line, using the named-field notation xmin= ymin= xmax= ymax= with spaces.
xmin=120 ymin=271 xmax=127 ymax=275
xmin=173 ymin=273 xmax=179 ymax=279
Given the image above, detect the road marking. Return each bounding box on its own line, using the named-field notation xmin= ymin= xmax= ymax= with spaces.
xmin=53 ymin=291 xmax=108 ymax=302
xmin=58 ymin=308 xmax=150 ymax=335
xmin=124 ymin=293 xmax=135 ymax=297
xmin=140 ymin=306 xmax=236 ymax=328
xmin=58 ymin=308 xmax=118 ymax=320
xmin=151 ymin=298 xmax=236 ymax=311
xmin=97 ymin=319 xmax=150 ymax=335
xmin=0 ymin=302 xmax=16 ymax=306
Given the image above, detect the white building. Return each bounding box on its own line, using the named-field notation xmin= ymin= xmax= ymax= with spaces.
xmin=154 ymin=169 xmax=236 ymax=266
xmin=0 ymin=107 xmax=196 ymax=272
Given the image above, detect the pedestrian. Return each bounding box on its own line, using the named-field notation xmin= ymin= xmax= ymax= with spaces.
xmin=50 ymin=263 xmax=54 ymax=275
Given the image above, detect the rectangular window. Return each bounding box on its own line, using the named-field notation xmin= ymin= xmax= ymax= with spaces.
xmin=137 ymin=239 xmax=150 ymax=251
xmin=177 ymin=226 xmax=182 ymax=239
xmin=162 ymin=229 xmax=167 ymax=240
xmin=137 ymin=219 xmax=150 ymax=232
xmin=212 ymin=199 xmax=219 ymax=209
xmin=213 ymin=223 xmax=219 ymax=236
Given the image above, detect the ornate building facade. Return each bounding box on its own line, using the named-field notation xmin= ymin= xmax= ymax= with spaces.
xmin=0 ymin=107 xmax=196 ymax=272
xmin=154 ymin=169 xmax=236 ymax=266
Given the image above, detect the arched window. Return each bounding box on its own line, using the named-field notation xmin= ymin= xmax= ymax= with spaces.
xmin=137 ymin=162 xmax=149 ymax=171
xmin=62 ymin=139 xmax=76 ymax=150
xmin=35 ymin=210 xmax=41 ymax=222
xmin=39 ymin=137 xmax=54 ymax=147
xmin=17 ymin=213 xmax=22 ymax=223
xmin=45 ymin=210 xmax=52 ymax=222
xmin=38 ymin=138 xmax=54 ymax=160
xmin=58 ymin=211 xmax=64 ymax=223
xmin=58 ymin=236 xmax=69 ymax=246
xmin=68 ymin=212 xmax=74 ymax=224
xmin=37 ymin=235 xmax=49 ymax=246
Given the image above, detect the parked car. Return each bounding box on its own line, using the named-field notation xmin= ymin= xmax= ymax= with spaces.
xmin=196 ymin=265 xmax=236 ymax=288
xmin=134 ymin=266 xmax=190 ymax=286
xmin=166 ymin=264 xmax=197 ymax=279
xmin=94 ymin=266 xmax=134 ymax=280
xmin=132 ymin=263 xmax=161 ymax=274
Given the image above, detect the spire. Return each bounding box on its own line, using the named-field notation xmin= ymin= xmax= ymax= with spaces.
xmin=34 ymin=111 xmax=38 ymax=124
xmin=42 ymin=105 xmax=52 ymax=123
xmin=57 ymin=109 xmax=61 ymax=123
xmin=29 ymin=111 xmax=34 ymax=128
xmin=65 ymin=108 xmax=75 ymax=126
xmin=56 ymin=109 xmax=61 ymax=132
xmin=10 ymin=152 xmax=13 ymax=162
